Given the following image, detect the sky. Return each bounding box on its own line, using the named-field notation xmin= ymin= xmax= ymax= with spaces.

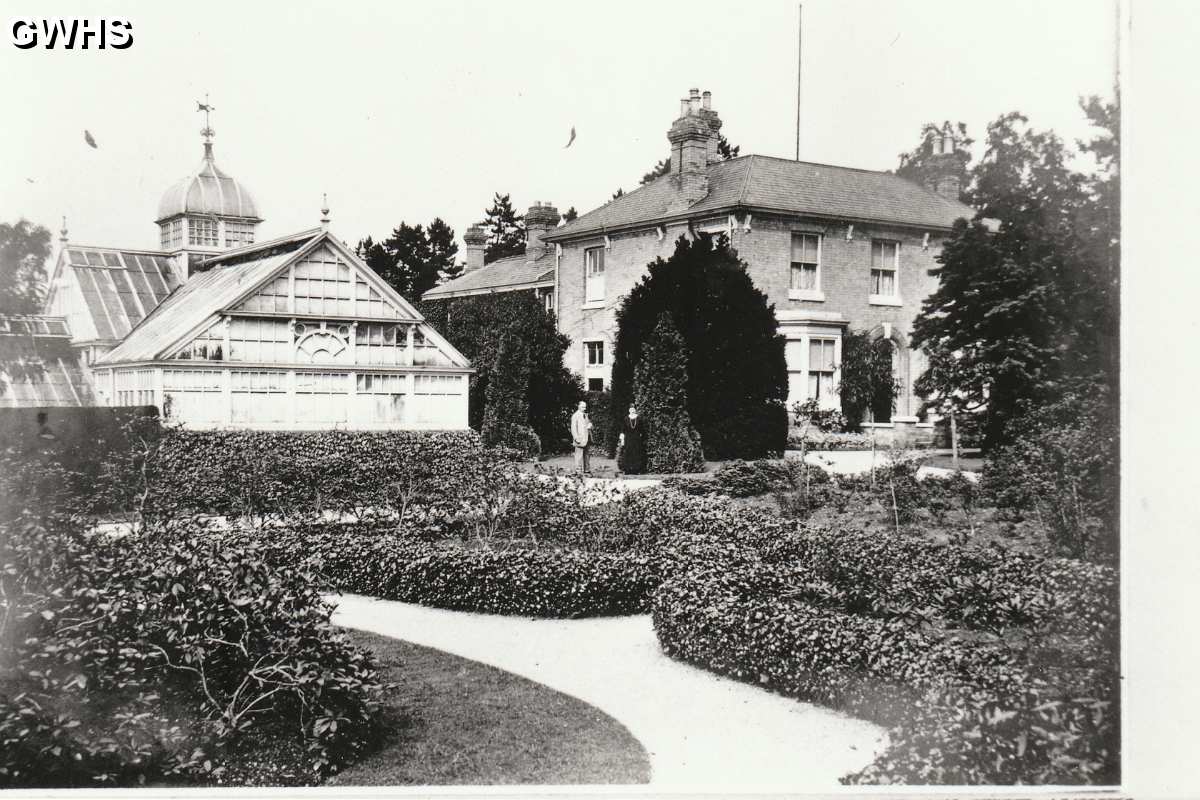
xmin=2 ymin=0 xmax=1117 ymax=254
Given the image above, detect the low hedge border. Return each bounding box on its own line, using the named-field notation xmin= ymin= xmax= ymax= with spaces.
xmin=243 ymin=527 xmax=661 ymax=618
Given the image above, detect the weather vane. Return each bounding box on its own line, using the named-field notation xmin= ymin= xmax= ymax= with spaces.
xmin=197 ymin=94 xmax=215 ymax=142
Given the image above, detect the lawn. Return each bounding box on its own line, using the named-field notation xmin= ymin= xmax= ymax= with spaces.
xmin=327 ymin=630 xmax=651 ymax=786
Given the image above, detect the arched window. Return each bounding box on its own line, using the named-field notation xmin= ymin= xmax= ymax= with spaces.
xmin=294 ymin=323 xmax=349 ymax=363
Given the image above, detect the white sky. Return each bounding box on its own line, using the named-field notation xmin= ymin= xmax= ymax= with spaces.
xmin=2 ymin=0 xmax=1116 ymax=253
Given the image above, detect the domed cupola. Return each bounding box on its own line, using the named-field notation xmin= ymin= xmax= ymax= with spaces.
xmin=156 ymin=99 xmax=262 ymax=276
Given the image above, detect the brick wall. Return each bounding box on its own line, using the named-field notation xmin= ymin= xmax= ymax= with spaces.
xmin=555 ymin=213 xmax=950 ymax=418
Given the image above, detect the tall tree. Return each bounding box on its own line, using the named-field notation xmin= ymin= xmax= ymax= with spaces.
xmin=911 ymin=105 xmax=1119 ymax=448
xmin=481 ymin=332 xmax=537 ymax=456
xmin=424 ymin=217 xmax=460 ymax=288
xmin=420 ymin=292 xmax=583 ymax=452
xmin=0 ymin=219 xmax=52 ymax=397
xmin=482 ymin=193 xmax=525 ymax=264
xmin=357 ymin=218 xmax=462 ymax=303
xmin=0 ymin=220 xmax=50 ymax=316
xmin=634 ymin=314 xmax=705 ymax=473
xmin=611 ymin=234 xmax=787 ymax=460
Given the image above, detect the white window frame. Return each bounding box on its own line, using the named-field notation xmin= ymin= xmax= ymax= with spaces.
xmin=789 ymin=232 xmax=824 ymax=302
xmin=807 ymin=337 xmax=837 ymax=401
xmin=584 ymin=246 xmax=606 ymax=306
xmin=869 ymin=239 xmax=902 ymax=306
xmin=585 ymin=340 xmax=605 ymax=367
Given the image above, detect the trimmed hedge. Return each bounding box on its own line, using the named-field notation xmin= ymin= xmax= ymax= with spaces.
xmin=647 ymin=503 xmax=1120 ymax=786
xmin=242 ymin=525 xmax=660 ymax=618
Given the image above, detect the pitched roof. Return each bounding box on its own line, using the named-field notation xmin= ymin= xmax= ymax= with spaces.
xmin=56 ymin=246 xmax=183 ymax=342
xmin=0 ymin=314 xmax=94 ymax=407
xmin=98 ymin=230 xmax=322 ymax=365
xmin=546 ymin=154 xmax=975 ymax=240
xmin=422 ymin=248 xmax=555 ymax=300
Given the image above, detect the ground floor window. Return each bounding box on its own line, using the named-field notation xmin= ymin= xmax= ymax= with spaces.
xmin=588 ymin=377 xmax=604 ymax=392
xmin=115 ymin=369 xmax=154 ymax=406
xmin=232 ymin=370 xmax=289 ymax=423
xmin=411 ymin=374 xmax=463 ymax=426
xmin=295 ymin=372 xmax=348 ymax=425
xmin=163 ymin=369 xmax=222 ymax=422
xmin=355 ymin=373 xmax=406 ymax=423
xmin=808 ymin=338 xmax=836 ymax=399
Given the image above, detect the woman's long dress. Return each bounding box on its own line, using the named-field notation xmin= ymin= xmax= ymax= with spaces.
xmin=618 ymin=417 xmax=647 ymax=474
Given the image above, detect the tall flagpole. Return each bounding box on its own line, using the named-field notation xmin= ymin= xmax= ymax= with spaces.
xmin=795 ymin=3 xmax=803 ymax=160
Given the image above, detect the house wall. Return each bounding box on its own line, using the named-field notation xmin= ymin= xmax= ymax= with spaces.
xmin=555 ymin=213 xmax=948 ymax=419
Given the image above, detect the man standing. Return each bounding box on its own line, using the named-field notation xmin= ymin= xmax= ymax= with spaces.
xmin=570 ymin=400 xmax=592 ymax=475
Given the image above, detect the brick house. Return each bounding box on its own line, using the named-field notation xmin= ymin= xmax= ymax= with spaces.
xmin=541 ymin=90 xmax=974 ymax=436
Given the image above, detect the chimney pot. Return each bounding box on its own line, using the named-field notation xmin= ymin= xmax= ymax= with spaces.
xmin=702 ymin=91 xmax=711 ymax=110
xmin=689 ymin=88 xmax=700 ymax=98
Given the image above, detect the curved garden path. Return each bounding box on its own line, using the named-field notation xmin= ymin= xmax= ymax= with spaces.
xmin=330 ymin=593 xmax=885 ymax=790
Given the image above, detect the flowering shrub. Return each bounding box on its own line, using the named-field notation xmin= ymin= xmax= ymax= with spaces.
xmin=0 ymin=518 xmax=388 ymax=788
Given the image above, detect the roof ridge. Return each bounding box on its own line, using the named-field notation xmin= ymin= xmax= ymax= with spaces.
xmin=736 ymin=155 xmax=758 ymax=205
xmin=203 ymin=227 xmax=323 ymax=264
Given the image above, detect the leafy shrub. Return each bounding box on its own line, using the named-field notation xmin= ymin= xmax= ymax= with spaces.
xmin=420 ymin=291 xmax=583 ymax=453
xmin=787 ymin=429 xmax=875 ymax=450
xmin=585 ymin=389 xmax=617 ymax=457
xmin=981 ymin=383 xmax=1117 ymax=558
xmin=609 ymin=233 xmax=787 ymax=461
xmin=791 ymin=399 xmax=848 ymax=432
xmin=481 ymin=334 xmax=540 ymax=459
xmin=243 ymin=525 xmax=660 ymax=618
xmin=106 ymin=427 xmax=492 ymax=523
xmin=700 ymin=401 xmax=788 ymax=460
xmin=634 ymin=315 xmax=705 ymax=474
xmin=643 ymin=490 xmax=1119 ymax=785
xmin=0 ymin=518 xmax=388 ymax=787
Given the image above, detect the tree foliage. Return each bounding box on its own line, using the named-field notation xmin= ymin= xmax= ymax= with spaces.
xmin=481 ymin=333 xmax=539 ymax=457
xmin=911 ymin=101 xmax=1119 ymax=449
xmin=0 ymin=219 xmax=50 ymax=315
xmin=610 ymin=234 xmax=787 ymax=460
xmin=838 ymin=330 xmax=900 ymax=430
xmin=420 ymin=292 xmax=582 ymax=453
xmin=353 ymin=217 xmax=460 ymax=303
xmin=482 ymin=193 xmax=525 ymax=264
xmin=634 ymin=315 xmax=705 ymax=473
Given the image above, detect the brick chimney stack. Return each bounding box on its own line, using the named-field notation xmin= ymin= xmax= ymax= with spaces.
xmin=923 ymin=122 xmax=966 ymax=202
xmin=524 ymin=201 xmax=561 ymax=263
xmin=668 ymin=88 xmax=721 ymax=204
xmin=463 ymin=224 xmax=487 ymax=272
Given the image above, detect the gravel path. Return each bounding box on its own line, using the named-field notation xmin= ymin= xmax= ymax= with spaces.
xmin=330 ymin=593 xmax=885 ymax=790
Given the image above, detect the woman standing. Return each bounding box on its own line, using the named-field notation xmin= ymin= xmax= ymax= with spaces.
xmin=617 ymin=405 xmax=647 ymax=475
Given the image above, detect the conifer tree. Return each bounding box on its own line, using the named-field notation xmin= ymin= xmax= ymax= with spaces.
xmin=634 ymin=314 xmax=705 ymax=474
xmin=482 ymin=193 xmax=525 ymax=264
xmin=481 ymin=332 xmax=539 ymax=457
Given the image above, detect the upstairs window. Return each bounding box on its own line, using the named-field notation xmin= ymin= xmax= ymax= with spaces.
xmin=585 ymin=340 xmax=605 ymax=366
xmin=160 ymin=219 xmax=183 ymax=249
xmin=790 ymin=233 xmax=821 ymax=295
xmin=584 ymin=247 xmax=605 ymax=303
xmin=188 ymin=217 xmax=219 ymax=247
xmin=870 ymin=240 xmax=899 ymax=298
xmin=225 ymin=221 xmax=256 ymax=248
